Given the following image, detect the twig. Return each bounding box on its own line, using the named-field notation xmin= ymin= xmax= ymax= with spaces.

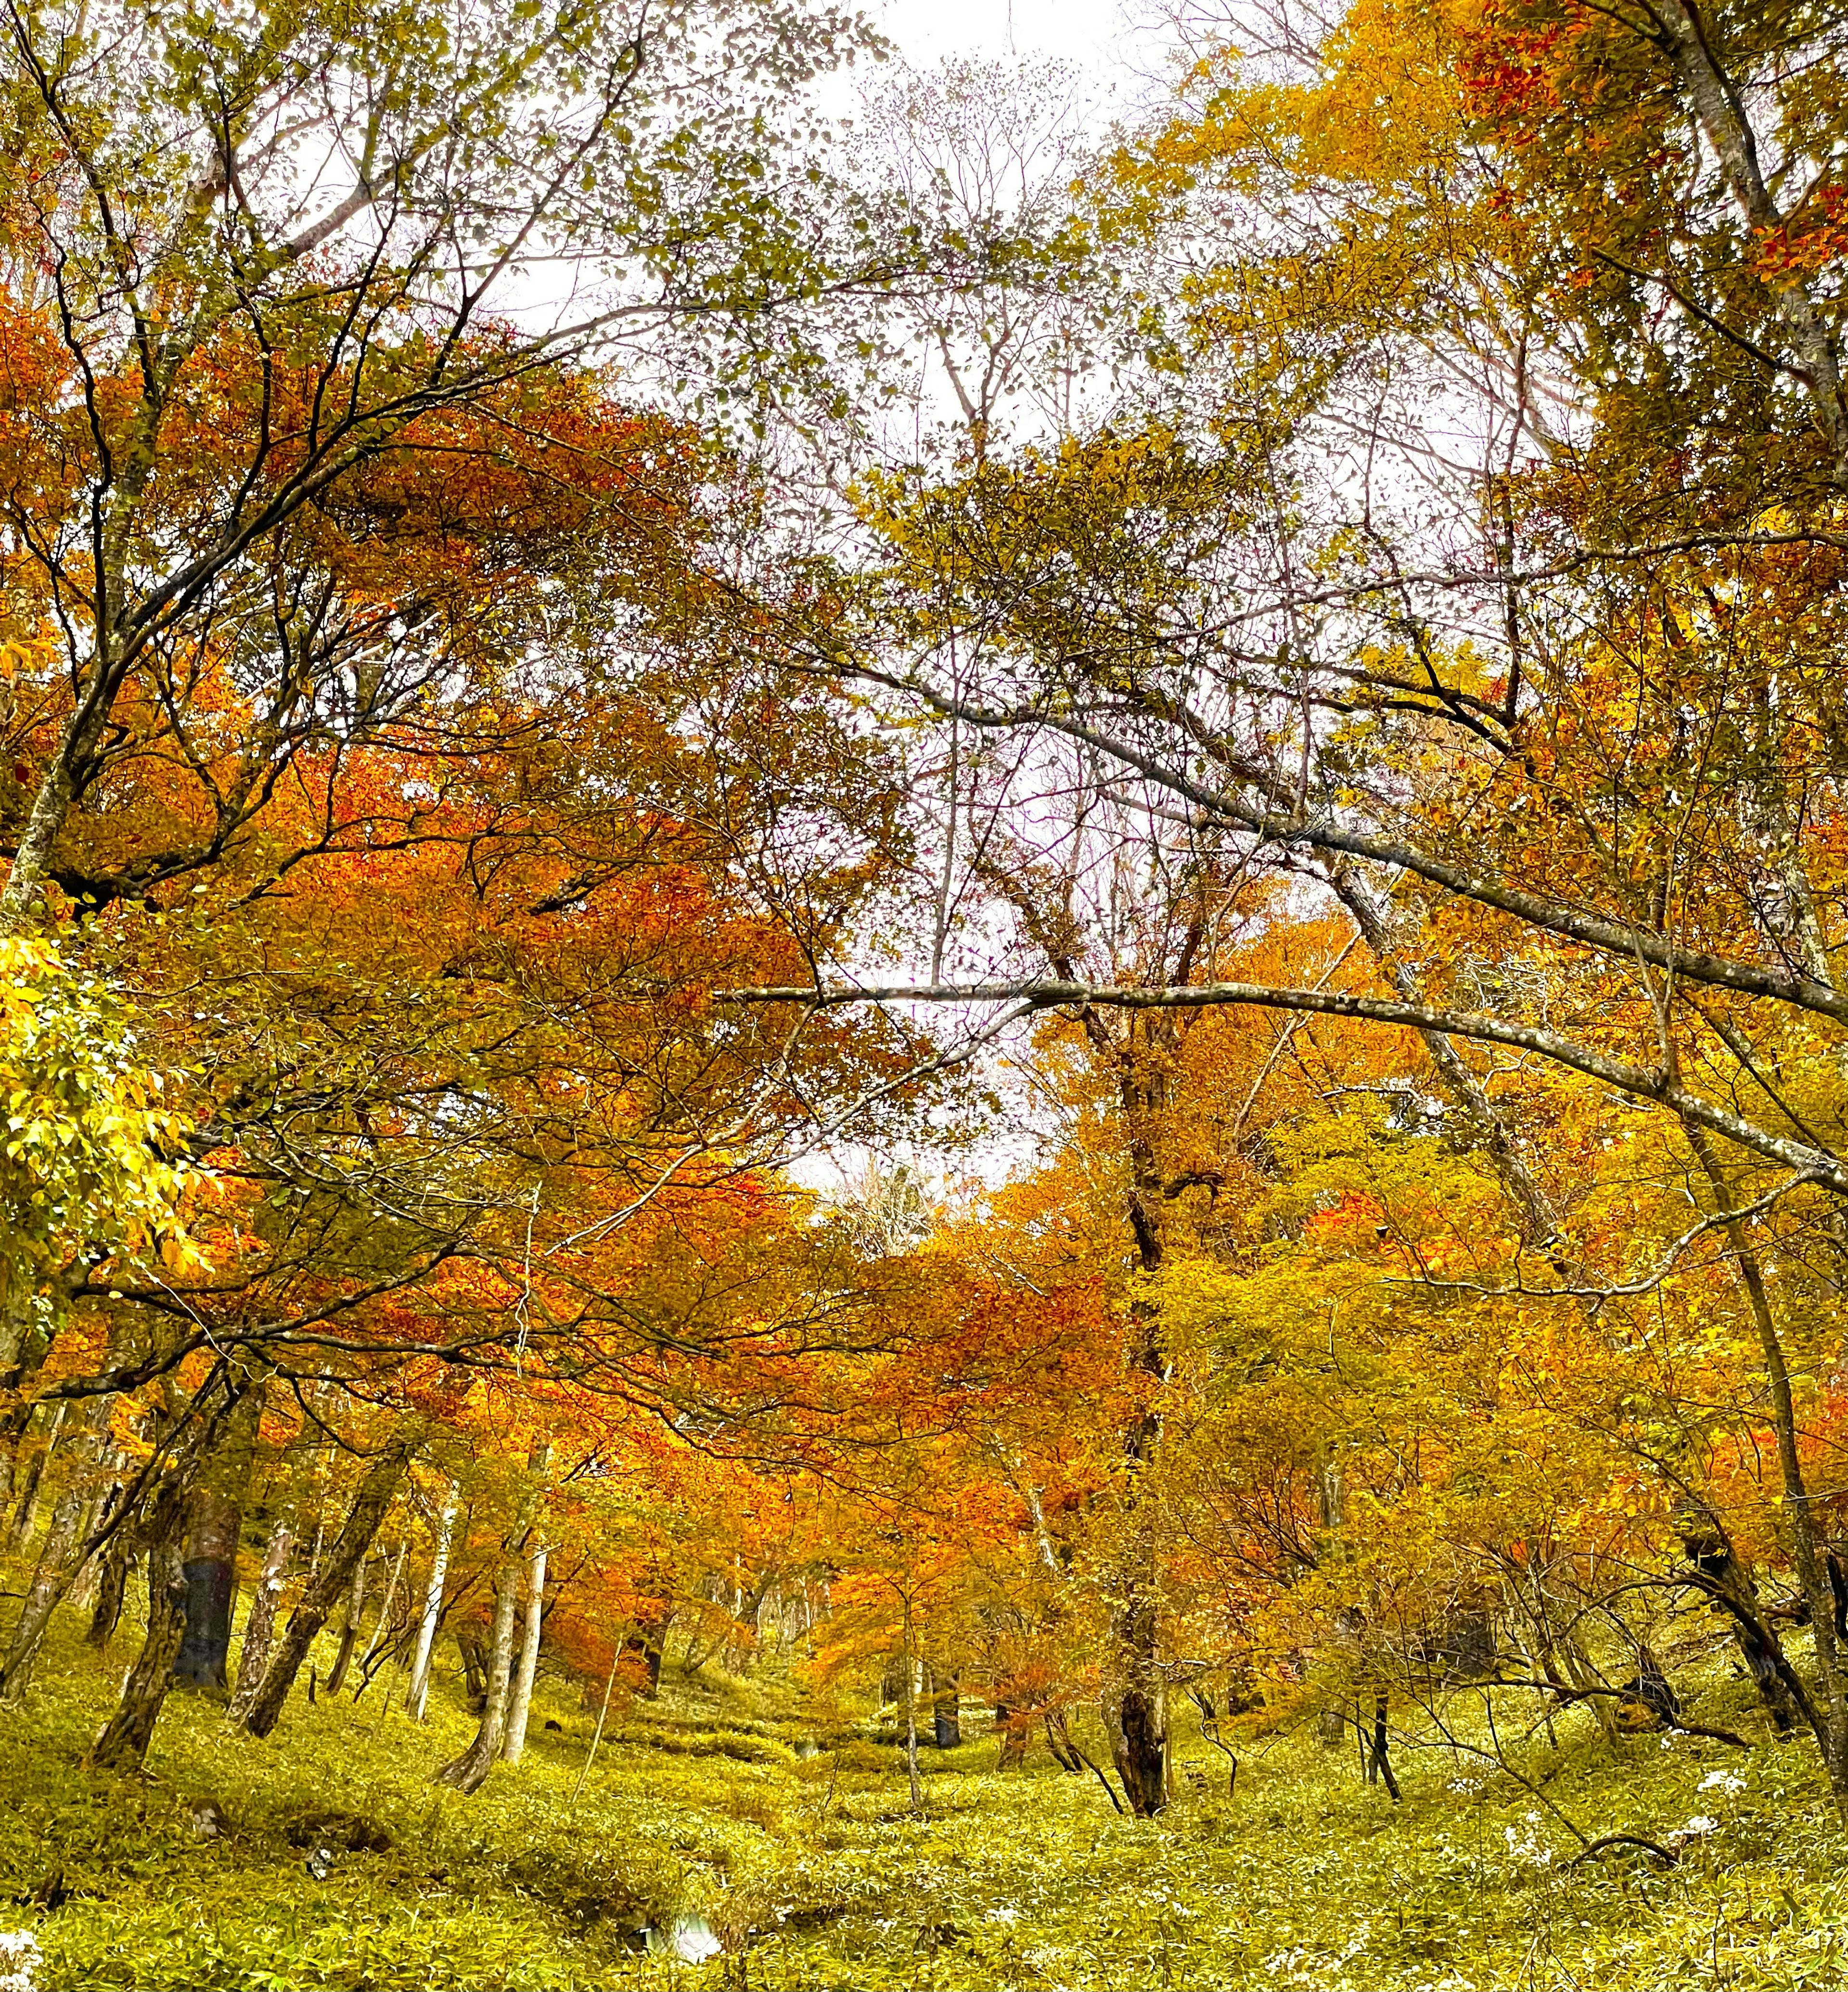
xmin=1569 ymin=1833 xmax=1680 ymax=1869
xmin=569 ymin=1627 xmax=627 ymax=1813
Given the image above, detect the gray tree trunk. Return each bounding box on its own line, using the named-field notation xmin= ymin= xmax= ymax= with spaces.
xmin=406 ymin=1487 xmax=457 ymax=1722
xmin=501 ymin=1444 xmax=550 ymax=1761
xmin=228 ymin=1515 xmax=295 ymax=1718
xmin=0 ymin=1392 xmax=115 ymax=1698
xmin=434 ymin=1555 xmax=519 ymax=1792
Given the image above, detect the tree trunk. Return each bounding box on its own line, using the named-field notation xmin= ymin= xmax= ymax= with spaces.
xmin=0 ymin=1391 xmax=116 ymax=1699
xmin=996 ymin=1701 xmax=1026 ymax=1769
xmin=457 ymin=1628 xmax=488 ymax=1713
xmin=173 ymin=1504 xmax=239 ymax=1691
xmin=1043 ymin=1709 xmax=1083 ymax=1774
xmin=1103 ymin=1390 xmax=1169 ymax=1816
xmin=930 ymin=1666 xmax=961 ymax=1748
xmin=84 ymin=1538 xmax=134 ymax=1650
xmin=228 ymin=1516 xmax=295 ymax=1718
xmin=501 ymin=1444 xmax=550 ymax=1762
xmin=323 ymin=1554 xmax=371 ymax=1697
xmin=0 ymin=731 xmax=80 ymax=929
xmin=1679 ymin=1513 xmax=1802 ymax=1736
xmin=229 ymin=1392 xmax=331 ymax=1714
xmin=67 ymin=1445 xmax=127 ymax=1615
xmin=85 ymin=1478 xmax=192 ymax=1771
xmin=438 ymin=1452 xmax=546 ymax=1791
xmin=406 ymin=1488 xmax=457 ymax=1723
xmin=0 ymin=1300 xmax=35 ymax=1507
xmin=901 ymin=1595 xmax=923 ymax=1814
xmin=1363 ymin=1693 xmax=1400 ymax=1801
xmin=359 ymin=1534 xmax=410 ymax=1683
xmin=1103 ymin=1526 xmax=1168 ymax=1816
xmin=434 ymin=1553 xmax=519 ymax=1792
xmin=236 ymin=1444 xmax=414 ymax=1739
xmin=173 ymin=1373 xmax=266 ymax=1696
xmin=7 ymin=1403 xmax=65 ymax=1548
xmin=623 ymin=1619 xmax=666 ymax=1696
xmin=1099 ymin=1088 xmax=1172 ymax=1816
xmin=501 ymin=1540 xmax=547 ymax=1762
xmin=1688 ymin=1128 xmax=1848 ymax=1804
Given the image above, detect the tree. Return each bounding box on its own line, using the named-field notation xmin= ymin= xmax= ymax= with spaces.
xmin=720 ymin=0 xmax=1848 ymax=1812
xmin=0 ymin=0 xmax=895 ymax=930
xmin=0 ymin=935 xmax=192 ymax=1473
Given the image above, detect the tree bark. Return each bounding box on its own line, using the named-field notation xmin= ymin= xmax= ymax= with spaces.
xmin=1687 ymin=1126 xmax=1848 ymax=1804
xmin=930 ymin=1666 xmax=961 ymax=1748
xmin=901 ymin=1594 xmax=923 ymax=1814
xmin=0 ymin=1391 xmax=116 ymax=1698
xmin=995 ymin=1701 xmax=1026 ymax=1769
xmin=67 ymin=1445 xmax=127 ymax=1615
xmin=501 ymin=1444 xmax=550 ymax=1762
xmin=236 ymin=1443 xmax=414 ymax=1739
xmin=406 ymin=1487 xmax=457 ymax=1723
xmin=86 ymin=1476 xmax=192 ymax=1772
xmin=7 ymin=1403 xmax=65 ymax=1548
xmin=228 ymin=1515 xmax=294 ymax=1718
xmin=172 ymin=1496 xmax=239 ymax=1691
xmin=323 ymin=1554 xmax=371 ymax=1697
xmin=436 ymin=1454 xmax=544 ymax=1792
xmin=1658 ymin=0 xmax=1848 ymax=477
xmin=1678 ymin=1512 xmax=1802 ymax=1737
xmin=1103 ymin=1504 xmax=1168 ymax=1816
xmin=84 ymin=1536 xmax=135 ymax=1650
xmin=359 ymin=1534 xmax=410 ymax=1684
xmin=173 ymin=1374 xmax=266 ymax=1695
xmin=434 ymin=1553 xmax=520 ymax=1791
xmin=623 ymin=1617 xmax=667 ymax=1696
xmin=1362 ymin=1693 xmax=1400 ymax=1801
xmin=500 ymin=1544 xmax=546 ymax=1761
xmin=457 ymin=1627 xmax=488 ymax=1713
xmin=1103 ymin=1376 xmax=1169 ymax=1816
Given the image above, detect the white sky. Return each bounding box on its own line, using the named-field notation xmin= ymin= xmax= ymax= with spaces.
xmin=874 ymin=0 xmax=1129 ymax=76
xmin=790 ymin=0 xmax=1145 ymax=1200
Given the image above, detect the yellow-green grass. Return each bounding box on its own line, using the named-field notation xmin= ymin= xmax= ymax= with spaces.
xmin=3 ymin=1592 xmax=1848 ymax=1989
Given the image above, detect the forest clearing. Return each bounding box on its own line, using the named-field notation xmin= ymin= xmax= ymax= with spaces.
xmin=5 ymin=0 xmax=1848 ymax=1985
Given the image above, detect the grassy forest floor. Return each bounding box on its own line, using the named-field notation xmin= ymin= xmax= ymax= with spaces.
xmin=4 ymin=1603 xmax=1848 ymax=1991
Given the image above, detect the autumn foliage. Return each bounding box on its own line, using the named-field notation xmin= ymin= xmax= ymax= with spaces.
xmin=11 ymin=0 xmax=1848 ymax=1928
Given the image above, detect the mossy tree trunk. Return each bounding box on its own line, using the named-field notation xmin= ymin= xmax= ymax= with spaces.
xmin=237 ymin=1442 xmax=417 ymax=1740
xmin=228 ymin=1516 xmax=294 ymax=1716
xmin=323 ymin=1554 xmax=371 ymax=1696
xmin=84 ymin=1535 xmax=135 ymax=1650
xmin=930 ymin=1667 xmax=960 ymax=1748
xmin=7 ymin=1402 xmax=65 ymax=1548
xmin=0 ymin=1390 xmax=118 ymax=1699
xmin=434 ymin=1548 xmax=520 ymax=1792
xmin=85 ymin=1477 xmax=191 ymax=1771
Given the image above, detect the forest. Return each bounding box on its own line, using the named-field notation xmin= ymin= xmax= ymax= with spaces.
xmin=2 ymin=0 xmax=1848 ymax=1986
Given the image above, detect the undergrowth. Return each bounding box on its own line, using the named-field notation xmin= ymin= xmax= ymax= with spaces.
xmin=1 ymin=1597 xmax=1845 ymax=1990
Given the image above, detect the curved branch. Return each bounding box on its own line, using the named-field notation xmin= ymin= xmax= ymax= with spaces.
xmin=821 ymin=662 xmax=1848 ymax=1028
xmin=718 ymin=978 xmax=1848 ymax=1192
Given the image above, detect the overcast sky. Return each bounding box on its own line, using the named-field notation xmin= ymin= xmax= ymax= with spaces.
xmin=875 ymin=0 xmax=1129 ymax=76
xmin=793 ymin=0 xmax=1147 ymax=1200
